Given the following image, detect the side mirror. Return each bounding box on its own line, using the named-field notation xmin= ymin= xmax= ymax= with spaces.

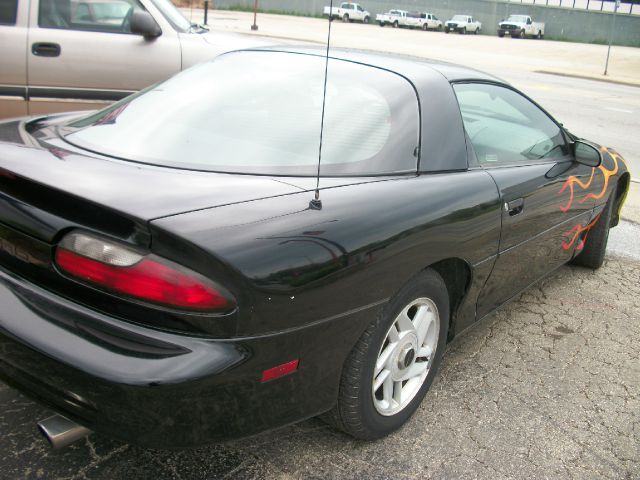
xmin=130 ymin=10 xmax=161 ymax=39
xmin=573 ymin=140 xmax=602 ymax=168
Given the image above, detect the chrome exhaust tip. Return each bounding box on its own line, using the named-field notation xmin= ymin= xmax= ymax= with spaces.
xmin=37 ymin=414 xmax=91 ymax=449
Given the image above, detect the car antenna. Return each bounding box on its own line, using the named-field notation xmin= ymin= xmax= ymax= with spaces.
xmin=309 ymin=0 xmax=334 ymax=211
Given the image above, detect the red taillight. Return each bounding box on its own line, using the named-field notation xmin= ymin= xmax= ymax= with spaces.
xmin=55 ymin=232 xmax=234 ymax=312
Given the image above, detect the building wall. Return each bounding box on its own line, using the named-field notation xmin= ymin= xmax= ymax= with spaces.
xmin=212 ymin=0 xmax=640 ymax=46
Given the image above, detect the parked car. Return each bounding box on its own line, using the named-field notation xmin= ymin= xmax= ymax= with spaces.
xmin=418 ymin=12 xmax=443 ymax=31
xmin=444 ymin=15 xmax=481 ymax=34
xmin=498 ymin=15 xmax=545 ymax=39
xmin=323 ymin=2 xmax=370 ymax=23
xmin=377 ymin=10 xmax=442 ymax=30
xmin=0 ymin=48 xmax=629 ymax=448
xmin=0 ymin=0 xmax=269 ymax=119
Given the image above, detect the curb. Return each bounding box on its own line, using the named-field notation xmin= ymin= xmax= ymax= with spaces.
xmin=535 ymin=70 xmax=640 ymax=88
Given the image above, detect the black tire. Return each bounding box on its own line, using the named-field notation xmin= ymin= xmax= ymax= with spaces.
xmin=519 ymin=29 xmax=525 ymax=39
xmin=363 ymin=16 xmax=369 ymax=24
xmin=571 ymin=195 xmax=614 ymax=269
xmin=324 ymin=269 xmax=450 ymax=440
xmin=498 ymin=32 xmax=505 ymax=37
xmin=379 ymin=22 xmax=384 ymax=27
xmin=342 ymin=14 xmax=349 ymax=23
xmin=536 ymin=30 xmax=542 ymax=39
xmin=422 ymin=23 xmax=428 ymax=31
xmin=438 ymin=24 xmax=442 ymax=31
xmin=444 ymin=28 xmax=449 ymax=33
xmin=459 ymin=28 xmax=465 ymax=34
xmin=393 ymin=20 xmax=399 ymax=28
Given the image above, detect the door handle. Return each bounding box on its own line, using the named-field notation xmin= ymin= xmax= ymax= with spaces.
xmin=504 ymin=198 xmax=524 ymax=216
xmin=32 ymin=42 xmax=61 ymax=57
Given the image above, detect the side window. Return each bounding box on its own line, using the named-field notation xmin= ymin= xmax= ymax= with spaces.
xmin=357 ymin=5 xmax=363 ymax=12
xmin=453 ymin=83 xmax=568 ymax=165
xmin=0 ymin=0 xmax=18 ymax=25
xmin=39 ymin=0 xmax=143 ymax=33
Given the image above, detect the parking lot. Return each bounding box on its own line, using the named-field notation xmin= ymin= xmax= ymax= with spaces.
xmin=2 ymin=10 xmax=640 ymax=480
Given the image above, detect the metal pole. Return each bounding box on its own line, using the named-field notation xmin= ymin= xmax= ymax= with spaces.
xmin=203 ymin=0 xmax=208 ymax=25
xmin=604 ymin=0 xmax=619 ymax=75
xmin=251 ymin=0 xmax=258 ymax=30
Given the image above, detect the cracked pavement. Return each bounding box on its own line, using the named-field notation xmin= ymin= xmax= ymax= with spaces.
xmin=1 ymin=254 xmax=638 ymax=479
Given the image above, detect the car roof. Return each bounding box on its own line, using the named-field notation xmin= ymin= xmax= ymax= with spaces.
xmin=241 ymin=46 xmax=506 ymax=85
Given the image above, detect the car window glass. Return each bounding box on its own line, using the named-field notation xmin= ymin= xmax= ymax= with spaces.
xmin=39 ymin=0 xmax=144 ymax=33
xmin=0 ymin=0 xmax=18 ymax=25
xmin=453 ymin=83 xmax=568 ymax=165
xmin=63 ymin=52 xmax=420 ymax=176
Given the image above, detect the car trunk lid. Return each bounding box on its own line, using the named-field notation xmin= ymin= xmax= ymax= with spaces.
xmin=0 ymin=118 xmax=306 ymax=245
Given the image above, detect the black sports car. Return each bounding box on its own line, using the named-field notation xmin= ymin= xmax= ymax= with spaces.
xmin=0 ymin=48 xmax=630 ymax=448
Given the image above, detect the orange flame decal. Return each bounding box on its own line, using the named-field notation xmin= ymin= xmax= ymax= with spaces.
xmin=579 ymin=147 xmax=620 ymax=204
xmin=558 ymin=147 xmax=626 ymax=212
xmin=558 ymin=168 xmax=595 ymax=213
xmin=561 ymin=212 xmax=602 ymax=251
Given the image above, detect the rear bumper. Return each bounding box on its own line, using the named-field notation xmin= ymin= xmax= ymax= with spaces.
xmin=0 ymin=266 xmax=378 ymax=447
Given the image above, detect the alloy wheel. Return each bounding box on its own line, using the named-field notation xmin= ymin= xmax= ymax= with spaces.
xmin=372 ymin=297 xmax=439 ymax=416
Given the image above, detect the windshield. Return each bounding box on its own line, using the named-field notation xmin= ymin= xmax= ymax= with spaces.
xmin=61 ymin=52 xmax=420 ymax=176
xmin=507 ymin=15 xmax=529 ymax=23
xmin=149 ymin=0 xmax=191 ymax=32
xmin=451 ymin=15 xmax=467 ymax=21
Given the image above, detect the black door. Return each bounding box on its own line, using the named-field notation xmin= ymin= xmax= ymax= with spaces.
xmin=452 ymin=82 xmax=596 ymax=317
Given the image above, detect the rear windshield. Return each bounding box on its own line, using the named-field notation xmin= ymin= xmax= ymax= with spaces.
xmin=61 ymin=51 xmax=420 ymax=176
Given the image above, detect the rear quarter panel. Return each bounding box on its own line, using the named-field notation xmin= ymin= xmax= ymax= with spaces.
xmin=150 ymin=172 xmax=502 ymax=337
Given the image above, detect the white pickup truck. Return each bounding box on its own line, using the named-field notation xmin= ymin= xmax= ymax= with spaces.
xmin=377 ymin=10 xmax=442 ymax=30
xmin=324 ymin=2 xmax=371 ymax=23
xmin=498 ymin=15 xmax=545 ymax=39
xmin=444 ymin=15 xmax=481 ymax=34
xmin=0 ymin=0 xmax=268 ymax=119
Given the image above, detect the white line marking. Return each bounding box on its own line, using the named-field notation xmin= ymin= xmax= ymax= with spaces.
xmin=604 ymin=107 xmax=633 ymax=114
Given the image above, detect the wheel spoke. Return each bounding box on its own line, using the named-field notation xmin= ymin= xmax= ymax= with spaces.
xmin=375 ymin=343 xmax=396 ymax=375
xmin=373 ymin=368 xmax=390 ymax=392
xmin=414 ymin=306 xmax=434 ymax=345
xmin=383 ymin=375 xmax=393 ymax=405
xmin=396 ymin=307 xmax=416 ymax=334
xmin=401 ymin=361 xmax=428 ymax=381
xmin=387 ymin=323 xmax=401 ymax=343
xmin=393 ymin=380 xmax=403 ymax=405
